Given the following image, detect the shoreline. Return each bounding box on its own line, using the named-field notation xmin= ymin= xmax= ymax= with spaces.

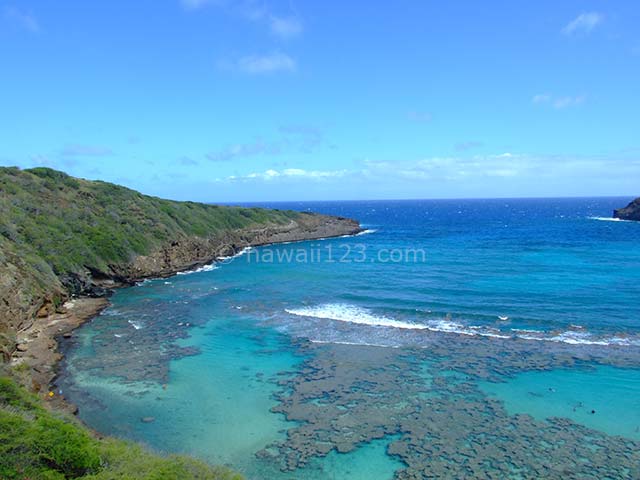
xmin=10 ymin=227 xmax=364 ymax=413
xmin=11 ymin=296 xmax=110 ymax=413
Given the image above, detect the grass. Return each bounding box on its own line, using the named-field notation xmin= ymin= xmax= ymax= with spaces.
xmin=0 ymin=376 xmax=243 ymax=480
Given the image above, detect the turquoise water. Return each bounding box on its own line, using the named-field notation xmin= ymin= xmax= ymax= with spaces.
xmin=59 ymin=198 xmax=640 ymax=478
xmin=481 ymin=366 xmax=640 ymax=440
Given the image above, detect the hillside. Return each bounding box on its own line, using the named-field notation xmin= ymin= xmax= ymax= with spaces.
xmin=0 ymin=167 xmax=360 ymax=365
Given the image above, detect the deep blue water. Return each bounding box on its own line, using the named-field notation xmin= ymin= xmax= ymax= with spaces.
xmin=59 ymin=197 xmax=640 ymax=479
xmin=241 ymin=197 xmax=640 ymax=340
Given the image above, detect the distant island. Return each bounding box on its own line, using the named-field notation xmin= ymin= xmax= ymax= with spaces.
xmin=613 ymin=197 xmax=640 ymax=221
xmin=0 ymin=166 xmax=360 ymax=480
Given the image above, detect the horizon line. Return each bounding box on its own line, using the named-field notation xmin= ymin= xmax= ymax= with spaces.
xmin=218 ymin=194 xmax=636 ymax=205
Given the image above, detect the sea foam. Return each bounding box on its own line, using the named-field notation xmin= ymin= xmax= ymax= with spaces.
xmin=285 ymin=304 xmax=428 ymax=330
xmin=285 ymin=303 xmax=640 ymax=347
xmin=176 ymin=263 xmax=219 ymax=275
xmin=217 ymin=246 xmax=253 ymax=263
xmin=588 ymin=216 xmax=631 ymax=223
xmin=127 ymin=319 xmax=143 ymax=330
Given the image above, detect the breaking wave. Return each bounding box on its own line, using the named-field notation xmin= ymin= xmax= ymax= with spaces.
xmin=217 ymin=247 xmax=253 ymax=264
xmin=176 ymin=263 xmax=219 ymax=275
xmin=588 ymin=216 xmax=631 ymax=223
xmin=286 ymin=304 xmax=428 ymax=330
xmin=285 ymin=303 xmax=640 ymax=347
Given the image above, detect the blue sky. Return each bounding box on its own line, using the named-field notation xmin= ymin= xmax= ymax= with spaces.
xmin=1 ymin=1 xmax=639 ymax=201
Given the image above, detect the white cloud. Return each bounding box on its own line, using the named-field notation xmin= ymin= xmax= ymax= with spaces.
xmin=532 ymin=93 xmax=586 ymax=109
xmin=209 ymin=153 xmax=640 ymax=199
xmin=361 ymin=153 xmax=640 ymax=184
xmin=226 ymin=168 xmax=347 ymax=181
xmin=269 ymin=16 xmax=303 ymax=39
xmin=228 ymin=52 xmax=296 ymax=74
xmin=182 ymin=1 xmax=303 ymax=39
xmin=562 ymin=12 xmax=603 ymax=36
xmin=4 ymin=6 xmax=39 ymax=32
xmin=363 ymin=154 xmax=529 ymax=181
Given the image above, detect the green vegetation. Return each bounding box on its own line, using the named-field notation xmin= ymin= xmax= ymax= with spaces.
xmin=0 ymin=375 xmax=243 ymax=480
xmin=0 ymin=166 xmax=297 ymax=279
xmin=0 ymin=166 xmax=300 ymax=342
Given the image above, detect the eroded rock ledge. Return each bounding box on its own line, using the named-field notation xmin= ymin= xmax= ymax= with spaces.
xmin=124 ymin=213 xmax=360 ymax=281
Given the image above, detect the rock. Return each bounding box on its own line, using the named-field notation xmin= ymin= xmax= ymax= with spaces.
xmin=140 ymin=416 xmax=155 ymax=423
xmin=16 ymin=343 xmax=28 ymax=352
xmin=613 ymin=197 xmax=640 ymax=221
xmin=36 ymin=304 xmax=50 ymax=318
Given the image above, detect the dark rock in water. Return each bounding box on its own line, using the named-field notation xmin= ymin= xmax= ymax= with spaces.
xmin=613 ymin=197 xmax=640 ymax=221
xmin=140 ymin=416 xmax=155 ymax=423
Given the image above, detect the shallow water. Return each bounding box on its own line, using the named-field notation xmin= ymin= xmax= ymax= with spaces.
xmin=59 ymin=198 xmax=640 ymax=479
xmin=480 ymin=365 xmax=640 ymax=440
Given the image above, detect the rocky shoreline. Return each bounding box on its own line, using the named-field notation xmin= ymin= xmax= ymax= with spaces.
xmin=8 ymin=213 xmax=362 ymax=412
xmin=10 ymin=297 xmax=110 ymax=413
xmin=613 ymin=197 xmax=640 ymax=221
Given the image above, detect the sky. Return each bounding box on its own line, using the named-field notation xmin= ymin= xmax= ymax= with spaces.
xmin=1 ymin=1 xmax=639 ymax=202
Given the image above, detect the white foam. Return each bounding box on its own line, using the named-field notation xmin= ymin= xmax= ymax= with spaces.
xmin=510 ymin=328 xmax=538 ymax=333
xmin=286 ymin=303 xmax=640 ymax=347
xmin=426 ymin=319 xmax=511 ymax=339
xmin=518 ymin=330 xmax=640 ymax=347
xmin=217 ymin=246 xmax=252 ymax=262
xmin=429 ymin=320 xmax=640 ymax=346
xmin=128 ymin=319 xmax=143 ymax=330
xmin=338 ymin=228 xmax=378 ymax=238
xmin=176 ymin=263 xmax=219 ymax=275
xmin=549 ymin=331 xmax=610 ymax=346
xmin=588 ymin=216 xmax=630 ymax=223
xmin=309 ymin=339 xmax=399 ymax=349
xmin=285 ymin=304 xmax=428 ymax=330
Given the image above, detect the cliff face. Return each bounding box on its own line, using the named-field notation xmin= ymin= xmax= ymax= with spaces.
xmin=0 ymin=167 xmax=360 ymax=361
xmin=124 ymin=213 xmax=358 ymax=279
xmin=613 ymin=198 xmax=640 ymax=221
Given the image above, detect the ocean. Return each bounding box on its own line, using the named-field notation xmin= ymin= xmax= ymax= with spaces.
xmin=58 ymin=198 xmax=640 ymax=479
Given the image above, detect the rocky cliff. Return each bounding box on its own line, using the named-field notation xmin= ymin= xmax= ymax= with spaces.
xmin=613 ymin=197 xmax=640 ymax=221
xmin=0 ymin=167 xmax=361 ymax=363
